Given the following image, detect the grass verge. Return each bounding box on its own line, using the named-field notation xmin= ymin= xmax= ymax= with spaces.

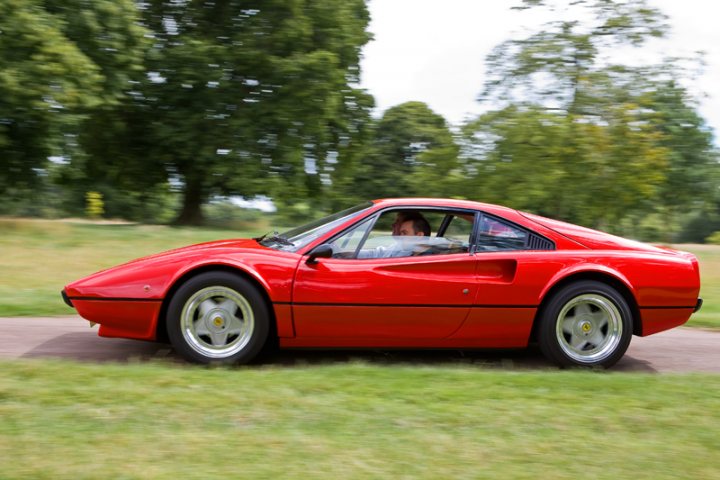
xmin=1 ymin=360 xmax=719 ymax=479
xmin=678 ymin=244 xmax=720 ymax=328
xmin=0 ymin=218 xmax=264 ymax=316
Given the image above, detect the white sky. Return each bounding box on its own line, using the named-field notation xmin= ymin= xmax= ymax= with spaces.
xmin=359 ymin=0 xmax=720 ymax=144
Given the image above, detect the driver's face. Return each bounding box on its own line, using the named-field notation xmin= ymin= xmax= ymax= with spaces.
xmin=398 ymin=220 xmax=423 ymax=237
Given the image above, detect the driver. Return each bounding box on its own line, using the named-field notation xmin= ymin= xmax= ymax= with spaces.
xmin=358 ymin=212 xmax=431 ymax=258
xmin=397 ymin=213 xmax=431 ymax=238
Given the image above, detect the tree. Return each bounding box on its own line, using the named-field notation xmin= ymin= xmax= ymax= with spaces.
xmin=648 ymin=79 xmax=717 ymax=230
xmin=0 ymin=0 xmax=147 ymax=196
xmin=462 ymin=0 xmax=716 ymax=232
xmin=77 ymin=0 xmax=372 ymax=225
xmin=350 ymin=101 xmax=460 ymax=200
xmin=311 ymin=86 xmax=376 ymax=212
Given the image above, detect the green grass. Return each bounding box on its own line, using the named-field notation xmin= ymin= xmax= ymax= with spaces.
xmin=0 ymin=218 xmax=716 ymax=328
xmin=0 ymin=360 xmax=719 ymax=479
xmin=0 ymin=218 xmax=266 ymax=316
xmin=678 ymin=244 xmax=720 ymax=328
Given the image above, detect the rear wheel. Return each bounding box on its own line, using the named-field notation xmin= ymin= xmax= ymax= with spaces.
xmin=538 ymin=281 xmax=633 ymax=368
xmin=167 ymin=272 xmax=269 ymax=364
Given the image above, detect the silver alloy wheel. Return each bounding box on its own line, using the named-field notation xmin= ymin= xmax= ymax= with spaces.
xmin=555 ymin=293 xmax=623 ymax=364
xmin=180 ymin=286 xmax=255 ymax=359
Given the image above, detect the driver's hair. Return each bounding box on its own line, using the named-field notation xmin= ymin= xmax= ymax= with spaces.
xmin=404 ymin=212 xmax=431 ymax=236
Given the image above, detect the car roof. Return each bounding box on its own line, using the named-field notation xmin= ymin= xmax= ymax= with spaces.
xmin=371 ymin=198 xmax=519 ymax=217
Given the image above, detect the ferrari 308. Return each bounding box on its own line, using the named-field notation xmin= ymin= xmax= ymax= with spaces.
xmin=62 ymin=198 xmax=702 ymax=368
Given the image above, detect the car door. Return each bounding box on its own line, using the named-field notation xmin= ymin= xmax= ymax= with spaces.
xmin=447 ymin=213 xmax=556 ymax=346
xmin=291 ymin=209 xmax=479 ymax=341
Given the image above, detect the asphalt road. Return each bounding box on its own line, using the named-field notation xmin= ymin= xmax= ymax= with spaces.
xmin=1 ymin=316 xmax=718 ymax=372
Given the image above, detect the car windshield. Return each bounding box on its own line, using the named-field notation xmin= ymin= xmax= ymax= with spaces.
xmin=258 ymin=201 xmax=373 ymax=252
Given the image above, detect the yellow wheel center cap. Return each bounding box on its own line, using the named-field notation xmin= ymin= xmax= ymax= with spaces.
xmin=581 ymin=322 xmax=592 ymax=333
xmin=213 ymin=316 xmax=224 ymax=327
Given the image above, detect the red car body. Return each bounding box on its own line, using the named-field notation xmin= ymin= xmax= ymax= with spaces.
xmin=63 ymin=198 xmax=702 ymax=366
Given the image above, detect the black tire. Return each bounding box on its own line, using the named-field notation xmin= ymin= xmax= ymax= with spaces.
xmin=538 ymin=280 xmax=633 ymax=368
xmin=166 ymin=272 xmax=270 ymax=365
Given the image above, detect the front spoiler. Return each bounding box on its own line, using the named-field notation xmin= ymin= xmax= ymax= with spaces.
xmin=694 ymin=298 xmax=703 ymax=313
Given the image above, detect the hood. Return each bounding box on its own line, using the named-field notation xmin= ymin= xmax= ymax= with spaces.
xmin=118 ymin=238 xmax=263 ymax=265
xmin=519 ymin=212 xmax=674 ymax=254
xmin=64 ymin=238 xmax=284 ymax=300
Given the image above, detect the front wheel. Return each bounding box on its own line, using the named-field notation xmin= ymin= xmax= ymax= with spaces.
xmin=167 ymin=272 xmax=269 ymax=364
xmin=538 ymin=281 xmax=633 ymax=368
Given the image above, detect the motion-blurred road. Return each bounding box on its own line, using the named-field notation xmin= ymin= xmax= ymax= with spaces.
xmin=1 ymin=316 xmax=718 ymax=373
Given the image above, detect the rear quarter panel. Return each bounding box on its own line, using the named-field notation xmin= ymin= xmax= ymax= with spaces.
xmin=525 ymin=249 xmax=699 ymax=338
xmin=530 ymin=250 xmax=700 ymax=308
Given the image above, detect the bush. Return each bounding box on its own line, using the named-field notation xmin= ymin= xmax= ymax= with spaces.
xmin=707 ymin=231 xmax=720 ymax=245
xmin=678 ymin=210 xmax=720 ymax=243
xmin=203 ymin=200 xmax=264 ymax=229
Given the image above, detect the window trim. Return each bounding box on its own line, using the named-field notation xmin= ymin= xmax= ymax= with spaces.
xmin=317 ymin=205 xmax=556 ymax=260
xmin=351 ymin=213 xmax=381 ymax=258
xmin=474 ymin=212 xmax=556 ymax=252
xmin=324 ymin=206 xmax=479 ymax=260
xmin=436 ymin=214 xmax=454 ymax=237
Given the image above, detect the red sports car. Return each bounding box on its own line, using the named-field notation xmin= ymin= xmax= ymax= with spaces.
xmin=62 ymin=198 xmax=702 ymax=368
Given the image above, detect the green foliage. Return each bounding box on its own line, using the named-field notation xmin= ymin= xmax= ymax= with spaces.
xmin=677 ymin=167 xmax=720 ymax=243
xmin=461 ymin=102 xmax=671 ymax=229
xmin=461 ymin=0 xmax=718 ymax=232
xmin=202 ymin=200 xmax=265 ymax=230
xmin=708 ymin=232 xmax=720 ymax=245
xmin=74 ymin=0 xmax=373 ymax=225
xmin=348 ymin=101 xmax=460 ymax=200
xmin=0 ymin=0 xmax=148 ymax=194
xmin=1 ymin=0 xmax=372 ymax=225
xmin=271 ymin=200 xmax=317 ymax=226
xmin=1 ymin=0 xmax=717 ymax=239
xmin=677 ymin=209 xmax=720 ymax=244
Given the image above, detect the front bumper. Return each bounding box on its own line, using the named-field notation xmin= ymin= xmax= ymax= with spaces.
xmin=695 ymin=298 xmax=703 ymax=313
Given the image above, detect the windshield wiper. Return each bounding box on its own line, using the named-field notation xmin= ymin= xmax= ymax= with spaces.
xmin=253 ymin=232 xmax=269 ymax=241
xmin=254 ymin=231 xmax=294 ymax=246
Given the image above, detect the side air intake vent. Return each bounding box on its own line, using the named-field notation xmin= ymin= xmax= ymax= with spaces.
xmin=527 ymin=234 xmax=554 ymax=251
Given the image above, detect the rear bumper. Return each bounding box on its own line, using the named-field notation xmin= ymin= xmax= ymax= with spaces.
xmin=639 ymin=307 xmax=695 ymax=336
xmin=61 ymin=289 xmax=74 ymax=308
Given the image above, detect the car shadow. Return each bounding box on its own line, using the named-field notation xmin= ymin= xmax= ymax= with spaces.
xmin=19 ymin=332 xmax=656 ymax=372
xmin=20 ymin=333 xmax=176 ymax=363
xmin=21 ymin=332 xmax=555 ymax=369
xmin=612 ymin=355 xmax=657 ymax=373
xmin=264 ymin=346 xmax=556 ymax=370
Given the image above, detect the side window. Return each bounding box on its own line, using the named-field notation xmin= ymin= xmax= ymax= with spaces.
xmin=329 ymin=218 xmax=373 ymax=258
xmin=442 ymin=214 xmax=475 ymax=244
xmin=351 ymin=209 xmax=471 ymax=259
xmin=476 ymin=215 xmax=528 ymax=251
xmin=357 ymin=212 xmax=395 ymax=257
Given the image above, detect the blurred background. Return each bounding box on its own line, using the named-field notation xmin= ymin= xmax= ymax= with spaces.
xmin=2 ymin=6 xmax=720 ymax=475
xmin=1 ymin=0 xmax=719 ymax=243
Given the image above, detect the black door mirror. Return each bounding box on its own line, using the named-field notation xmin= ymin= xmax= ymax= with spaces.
xmin=306 ymin=244 xmax=334 ymax=264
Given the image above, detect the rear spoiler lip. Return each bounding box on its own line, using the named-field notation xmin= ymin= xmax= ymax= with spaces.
xmin=61 ymin=289 xmax=74 ymax=308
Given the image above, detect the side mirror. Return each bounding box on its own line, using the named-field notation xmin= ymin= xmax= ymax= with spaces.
xmin=306 ymin=244 xmax=334 ymax=264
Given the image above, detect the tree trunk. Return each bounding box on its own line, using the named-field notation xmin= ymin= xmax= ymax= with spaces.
xmin=175 ymin=176 xmax=205 ymax=225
